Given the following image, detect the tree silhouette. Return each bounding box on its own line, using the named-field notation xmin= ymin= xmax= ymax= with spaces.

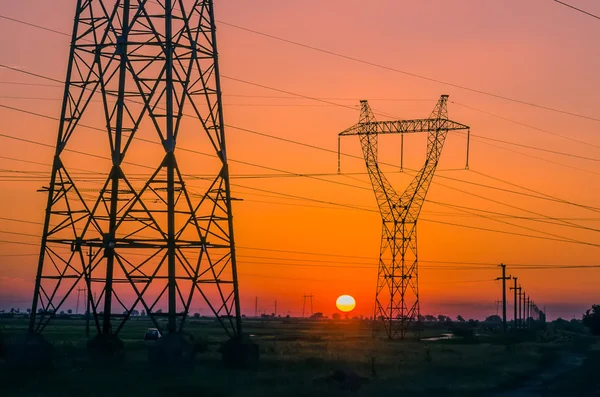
xmin=456 ymin=315 xmax=465 ymax=322
xmin=582 ymin=304 xmax=600 ymax=335
xmin=485 ymin=315 xmax=502 ymax=323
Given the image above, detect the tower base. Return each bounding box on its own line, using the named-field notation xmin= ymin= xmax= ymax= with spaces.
xmin=87 ymin=333 xmax=124 ymax=361
xmin=148 ymin=333 xmax=197 ymax=368
xmin=219 ymin=336 xmax=259 ymax=369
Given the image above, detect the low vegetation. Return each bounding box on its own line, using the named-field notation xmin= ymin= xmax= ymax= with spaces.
xmin=0 ymin=313 xmax=597 ymax=396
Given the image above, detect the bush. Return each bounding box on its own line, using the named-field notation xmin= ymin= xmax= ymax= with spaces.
xmin=582 ymin=305 xmax=600 ymax=336
xmin=451 ymin=327 xmax=476 ymax=341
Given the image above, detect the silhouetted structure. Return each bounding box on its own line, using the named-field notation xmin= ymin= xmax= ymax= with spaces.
xmin=29 ymin=0 xmax=242 ymax=347
xmin=338 ymin=96 xmax=470 ymax=339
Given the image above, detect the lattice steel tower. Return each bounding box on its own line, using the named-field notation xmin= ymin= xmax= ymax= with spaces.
xmin=338 ymin=96 xmax=470 ymax=339
xmin=29 ymin=0 xmax=242 ymax=343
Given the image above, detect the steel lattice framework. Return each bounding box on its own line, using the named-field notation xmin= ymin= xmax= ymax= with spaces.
xmin=339 ymin=96 xmax=470 ymax=339
xmin=29 ymin=0 xmax=242 ymax=340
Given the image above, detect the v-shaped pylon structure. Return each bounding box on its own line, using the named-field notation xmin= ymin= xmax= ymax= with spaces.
xmin=29 ymin=0 xmax=242 ymax=341
xmin=339 ymin=95 xmax=470 ymax=339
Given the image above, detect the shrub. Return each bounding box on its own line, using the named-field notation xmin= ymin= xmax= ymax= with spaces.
xmin=582 ymin=305 xmax=600 ymax=336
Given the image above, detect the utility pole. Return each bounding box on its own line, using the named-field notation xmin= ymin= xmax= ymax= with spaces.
xmin=510 ymin=277 xmax=519 ymax=329
xmin=302 ymin=294 xmax=313 ymax=317
xmin=494 ymin=300 xmax=502 ymax=316
xmin=527 ymin=296 xmax=531 ymax=328
xmin=302 ymin=295 xmax=306 ymax=318
xmin=274 ymin=300 xmax=277 ymax=316
xmin=75 ymin=287 xmax=86 ymax=315
xmin=496 ymin=264 xmax=511 ymax=332
xmin=520 ymin=290 xmax=526 ymax=329
xmin=518 ymin=288 xmax=523 ymax=328
xmin=255 ymin=297 xmax=258 ymax=317
xmin=525 ymin=294 xmax=530 ymax=328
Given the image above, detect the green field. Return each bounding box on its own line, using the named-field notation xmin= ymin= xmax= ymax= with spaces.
xmin=0 ymin=317 xmax=598 ymax=396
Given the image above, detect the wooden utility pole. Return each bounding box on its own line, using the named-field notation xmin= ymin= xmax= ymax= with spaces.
xmin=518 ymin=289 xmax=523 ymax=328
xmin=525 ymin=297 xmax=528 ymax=327
xmin=494 ymin=300 xmax=502 ymax=316
xmin=510 ymin=277 xmax=519 ymax=329
xmin=496 ymin=264 xmax=511 ymax=332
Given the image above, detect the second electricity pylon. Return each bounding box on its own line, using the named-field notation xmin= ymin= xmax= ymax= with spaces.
xmin=28 ymin=0 xmax=242 ymax=348
xmin=338 ymin=96 xmax=470 ymax=339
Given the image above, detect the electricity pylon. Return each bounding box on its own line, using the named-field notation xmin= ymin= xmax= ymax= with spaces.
xmin=338 ymin=95 xmax=470 ymax=339
xmin=29 ymin=0 xmax=242 ymax=346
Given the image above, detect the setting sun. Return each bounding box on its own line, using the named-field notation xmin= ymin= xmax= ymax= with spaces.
xmin=336 ymin=295 xmax=356 ymax=312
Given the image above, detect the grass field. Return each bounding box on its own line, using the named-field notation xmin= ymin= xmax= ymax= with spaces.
xmin=0 ymin=316 xmax=597 ymax=396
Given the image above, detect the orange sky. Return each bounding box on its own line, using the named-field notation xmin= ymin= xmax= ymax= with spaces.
xmin=0 ymin=0 xmax=599 ymax=320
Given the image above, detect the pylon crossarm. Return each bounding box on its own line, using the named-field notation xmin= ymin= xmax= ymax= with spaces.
xmin=339 ymin=118 xmax=469 ymax=136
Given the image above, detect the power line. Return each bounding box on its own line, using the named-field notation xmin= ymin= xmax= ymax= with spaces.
xmin=2 ymin=12 xmax=599 ymax=123
xmin=1 ymin=35 xmax=599 ymax=252
xmin=3 ymin=98 xmax=600 ymax=248
xmin=469 ymin=133 xmax=600 ymax=163
xmin=452 ymin=100 xmax=600 ymax=150
xmin=0 ymin=15 xmax=71 ymax=37
xmin=0 ymin=81 xmax=62 ymax=87
xmin=3 ymin=62 xmax=599 ymax=179
xmin=405 ymin=168 xmax=600 ymax=238
xmin=227 ymin=125 xmax=600 ymax=214
xmin=472 ymin=169 xmax=600 ymax=214
xmin=470 ymin=135 xmax=600 ymax=177
xmin=1 ymin=239 xmax=599 ymax=272
xmin=551 ymin=0 xmax=600 ymax=20
xmin=1 ymin=111 xmax=598 ymax=249
xmin=215 ymin=20 xmax=600 ymax=123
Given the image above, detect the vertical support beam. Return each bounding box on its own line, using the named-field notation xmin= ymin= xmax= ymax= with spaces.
xmin=337 ymin=136 xmax=341 ymax=174
xmin=164 ymin=0 xmax=177 ymax=335
xmin=86 ymin=247 xmax=92 ymax=338
xmin=103 ymin=0 xmax=131 ymax=336
xmin=29 ymin=0 xmax=84 ymax=333
xmin=209 ymin=0 xmax=243 ymax=336
xmin=400 ymin=133 xmax=404 ymax=172
xmin=465 ymin=129 xmax=471 ymax=169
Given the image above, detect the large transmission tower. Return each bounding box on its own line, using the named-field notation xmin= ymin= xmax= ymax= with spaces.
xmin=28 ymin=0 xmax=242 ymax=346
xmin=338 ymin=95 xmax=470 ymax=339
